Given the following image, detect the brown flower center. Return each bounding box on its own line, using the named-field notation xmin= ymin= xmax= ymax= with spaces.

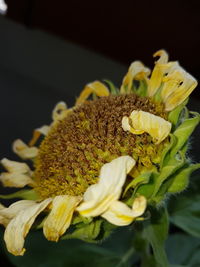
xmin=34 ymin=94 xmax=167 ymax=199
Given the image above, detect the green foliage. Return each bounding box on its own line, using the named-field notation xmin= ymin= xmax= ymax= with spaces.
xmin=143 ymin=206 xmax=169 ymax=267
xmin=0 ymin=189 xmax=38 ymax=200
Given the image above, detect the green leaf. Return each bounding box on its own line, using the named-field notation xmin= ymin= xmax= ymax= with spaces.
xmin=160 ymin=134 xmax=177 ymax=168
xmin=0 ymin=189 xmax=38 ymax=200
xmin=143 ymin=206 xmax=169 ymax=267
xmin=168 ymin=192 xmax=200 ymax=238
xmin=168 ymin=98 xmax=188 ymax=127
xmin=170 ymin=112 xmax=200 ymax=157
xmin=62 ymin=220 xmax=102 ymax=242
xmin=168 ymin=163 xmax=200 ymax=193
xmin=166 ymin=233 xmax=200 ymax=266
xmin=135 ymin=80 xmax=148 ymax=97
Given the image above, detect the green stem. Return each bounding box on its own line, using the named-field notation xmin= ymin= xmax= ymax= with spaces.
xmin=116 ymin=246 xmax=135 ymax=267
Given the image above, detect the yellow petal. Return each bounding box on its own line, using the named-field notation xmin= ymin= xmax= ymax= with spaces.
xmin=75 ymin=81 xmax=109 ymax=105
xmin=0 ymin=173 xmax=35 ymax=188
xmin=13 ymin=139 xmax=38 ymax=159
xmin=0 ymin=158 xmax=35 ymax=188
xmin=1 ymin=158 xmax=30 ymax=174
xmin=29 ymin=125 xmax=50 ymax=146
xmin=161 ymin=67 xmax=197 ymax=111
xmin=4 ymin=198 xmax=52 ymax=256
xmin=122 ymin=110 xmax=171 ymax=144
xmin=77 ymin=156 xmax=135 ymax=217
xmin=52 ymin=101 xmax=70 ymax=121
xmin=102 ymin=196 xmax=147 ymax=226
xmin=43 ymin=195 xmax=81 ymax=241
xmin=147 ymin=50 xmax=178 ymax=97
xmin=120 ymin=61 xmax=150 ymax=93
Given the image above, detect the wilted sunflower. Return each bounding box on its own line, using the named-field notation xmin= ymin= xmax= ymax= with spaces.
xmin=0 ymin=50 xmax=199 ymax=256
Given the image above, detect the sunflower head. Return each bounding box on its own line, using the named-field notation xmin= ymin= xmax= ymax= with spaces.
xmin=0 ymin=49 xmax=199 ymax=256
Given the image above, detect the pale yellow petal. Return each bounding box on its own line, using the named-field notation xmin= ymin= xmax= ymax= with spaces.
xmin=29 ymin=125 xmax=50 ymax=146
xmin=1 ymin=158 xmax=30 ymax=174
xmin=52 ymin=101 xmax=70 ymax=122
xmin=75 ymin=81 xmax=109 ymax=105
xmin=120 ymin=61 xmax=150 ymax=93
xmin=102 ymin=196 xmax=146 ymax=226
xmin=77 ymin=156 xmax=135 ymax=217
xmin=161 ymin=68 xmax=197 ymax=111
xmin=0 ymin=173 xmax=35 ymax=188
xmin=4 ymin=198 xmax=52 ymax=256
xmin=13 ymin=139 xmax=38 ymax=159
xmin=122 ymin=110 xmax=171 ymax=144
xmin=153 ymin=50 xmax=169 ymax=64
xmin=43 ymin=195 xmax=82 ymax=241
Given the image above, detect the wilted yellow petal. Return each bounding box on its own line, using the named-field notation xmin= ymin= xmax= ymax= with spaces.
xmin=13 ymin=139 xmax=38 ymax=159
xmin=153 ymin=50 xmax=169 ymax=64
xmin=122 ymin=111 xmax=171 ymax=144
xmin=75 ymin=81 xmax=109 ymax=105
xmin=52 ymin=101 xmax=70 ymax=122
xmin=102 ymin=196 xmax=146 ymax=226
xmin=4 ymin=198 xmax=52 ymax=256
xmin=161 ymin=68 xmax=197 ymax=111
xmin=77 ymin=156 xmax=135 ymax=217
xmin=0 ymin=158 xmax=35 ymax=188
xmin=29 ymin=125 xmax=50 ymax=146
xmin=120 ymin=61 xmax=150 ymax=93
xmin=43 ymin=195 xmax=81 ymax=241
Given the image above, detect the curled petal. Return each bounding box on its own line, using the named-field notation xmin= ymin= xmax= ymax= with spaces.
xmin=77 ymin=156 xmax=135 ymax=217
xmin=4 ymin=198 xmax=52 ymax=256
xmin=122 ymin=111 xmax=171 ymax=144
xmin=0 ymin=173 xmax=35 ymax=188
xmin=13 ymin=139 xmax=38 ymax=159
xmin=153 ymin=50 xmax=169 ymax=64
xmin=29 ymin=125 xmax=50 ymax=146
xmin=120 ymin=61 xmax=150 ymax=93
xmin=102 ymin=196 xmax=147 ymax=226
xmin=0 ymin=158 xmax=35 ymax=188
xmin=1 ymin=158 xmax=30 ymax=174
xmin=52 ymin=102 xmax=70 ymax=122
xmin=161 ymin=67 xmax=197 ymax=111
xmin=43 ymin=195 xmax=82 ymax=241
xmin=75 ymin=81 xmax=109 ymax=105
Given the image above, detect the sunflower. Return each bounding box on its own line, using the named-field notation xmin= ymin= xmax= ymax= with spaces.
xmin=0 ymin=50 xmax=199 ymax=256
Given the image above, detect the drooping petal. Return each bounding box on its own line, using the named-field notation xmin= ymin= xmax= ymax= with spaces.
xmin=120 ymin=61 xmax=150 ymax=93
xmin=122 ymin=111 xmax=171 ymax=144
xmin=161 ymin=67 xmax=197 ymax=111
xmin=1 ymin=158 xmax=30 ymax=174
xmin=29 ymin=125 xmax=50 ymax=146
xmin=43 ymin=195 xmax=82 ymax=241
xmin=102 ymin=196 xmax=147 ymax=226
xmin=4 ymin=198 xmax=52 ymax=256
xmin=147 ymin=50 xmax=179 ymax=97
xmin=75 ymin=81 xmax=109 ymax=105
xmin=0 ymin=158 xmax=35 ymax=188
xmin=0 ymin=173 xmax=35 ymax=188
xmin=77 ymin=156 xmax=135 ymax=217
xmin=13 ymin=139 xmax=38 ymax=159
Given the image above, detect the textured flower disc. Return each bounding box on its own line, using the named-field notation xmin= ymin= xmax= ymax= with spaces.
xmin=34 ymin=94 xmax=167 ymax=198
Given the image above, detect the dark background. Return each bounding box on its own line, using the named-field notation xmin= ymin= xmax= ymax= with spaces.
xmin=0 ymin=1 xmax=200 ymax=266
xmin=5 ymin=0 xmax=200 ymax=78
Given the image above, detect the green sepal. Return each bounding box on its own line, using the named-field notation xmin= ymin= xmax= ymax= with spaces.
xmin=143 ymin=206 xmax=169 ymax=267
xmin=123 ymin=171 xmax=152 ymax=197
xmin=135 ymin=80 xmax=148 ymax=97
xmin=0 ymin=189 xmax=38 ymax=200
xmin=103 ymin=79 xmax=119 ymax=95
xmin=160 ymin=134 xmax=177 ymax=169
xmin=168 ymin=98 xmax=188 ymax=127
xmin=170 ymin=112 xmax=200 ymax=157
xmin=62 ymin=220 xmax=102 ymax=243
xmin=168 ymin=163 xmax=200 ymax=193
xmin=152 ymin=152 xmax=185 ymax=198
